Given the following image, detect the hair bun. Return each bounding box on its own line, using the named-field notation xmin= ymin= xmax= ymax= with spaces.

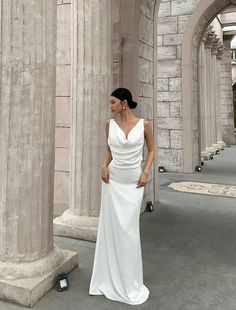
xmin=129 ymin=100 xmax=137 ymax=109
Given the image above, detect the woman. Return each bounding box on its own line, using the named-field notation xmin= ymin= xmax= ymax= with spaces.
xmin=89 ymin=88 xmax=154 ymax=305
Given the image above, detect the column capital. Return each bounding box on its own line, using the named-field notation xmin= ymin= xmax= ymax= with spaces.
xmin=216 ymin=43 xmax=225 ymax=59
xmin=211 ymin=36 xmax=220 ymax=55
xmin=203 ymin=26 xmax=215 ymax=49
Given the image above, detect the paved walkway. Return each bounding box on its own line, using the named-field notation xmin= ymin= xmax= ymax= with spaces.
xmin=1 ymin=146 xmax=236 ymax=310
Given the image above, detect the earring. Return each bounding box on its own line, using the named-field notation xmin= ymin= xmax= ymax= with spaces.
xmin=122 ymin=106 xmax=126 ymax=110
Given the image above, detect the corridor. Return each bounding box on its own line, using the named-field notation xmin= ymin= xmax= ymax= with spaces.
xmin=1 ymin=147 xmax=236 ymax=310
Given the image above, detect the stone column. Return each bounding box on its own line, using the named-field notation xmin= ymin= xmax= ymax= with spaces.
xmin=199 ymin=42 xmax=207 ymax=159
xmin=220 ymin=36 xmax=236 ymax=145
xmin=216 ymin=45 xmax=225 ymax=148
xmin=212 ymin=36 xmax=222 ymax=152
xmin=211 ymin=36 xmax=220 ymax=151
xmin=54 ymin=0 xmax=112 ymax=241
xmin=0 ymin=1 xmax=78 ymax=307
xmin=204 ymin=28 xmax=215 ymax=157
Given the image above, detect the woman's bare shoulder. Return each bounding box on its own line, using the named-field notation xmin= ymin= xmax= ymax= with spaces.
xmin=143 ymin=119 xmax=151 ymax=126
xmin=105 ymin=119 xmax=112 ymax=126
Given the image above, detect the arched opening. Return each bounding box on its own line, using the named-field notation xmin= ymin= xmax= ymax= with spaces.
xmin=182 ymin=0 xmax=236 ymax=172
xmin=153 ymin=0 xmax=236 ymax=174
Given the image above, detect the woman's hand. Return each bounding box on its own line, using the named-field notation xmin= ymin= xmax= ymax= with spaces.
xmin=101 ymin=165 xmax=109 ymax=183
xmin=137 ymin=173 xmax=148 ymax=188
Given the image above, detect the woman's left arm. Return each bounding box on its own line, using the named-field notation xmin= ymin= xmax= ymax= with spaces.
xmin=137 ymin=120 xmax=155 ymax=188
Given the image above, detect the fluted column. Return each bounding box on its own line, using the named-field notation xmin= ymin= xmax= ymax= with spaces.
xmin=0 ymin=1 xmax=78 ymax=307
xmin=211 ymin=37 xmax=222 ymax=152
xmin=199 ymin=42 xmax=207 ymax=158
xmin=216 ymin=45 xmax=225 ymax=148
xmin=211 ymin=37 xmax=218 ymax=149
xmin=220 ymin=36 xmax=236 ymax=145
xmin=204 ymin=28 xmax=215 ymax=156
xmin=54 ymin=0 xmax=112 ymax=241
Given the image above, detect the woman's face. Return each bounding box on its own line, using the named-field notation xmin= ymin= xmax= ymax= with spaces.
xmin=110 ymin=96 xmax=124 ymax=115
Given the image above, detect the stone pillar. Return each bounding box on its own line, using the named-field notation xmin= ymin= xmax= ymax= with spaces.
xmin=54 ymin=0 xmax=112 ymax=241
xmin=0 ymin=1 xmax=78 ymax=307
xmin=199 ymin=42 xmax=207 ymax=159
xmin=211 ymin=36 xmax=220 ymax=151
xmin=216 ymin=45 xmax=225 ymax=148
xmin=220 ymin=36 xmax=236 ymax=145
xmin=204 ymin=28 xmax=215 ymax=157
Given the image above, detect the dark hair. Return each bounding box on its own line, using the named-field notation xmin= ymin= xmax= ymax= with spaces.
xmin=111 ymin=88 xmax=137 ymax=109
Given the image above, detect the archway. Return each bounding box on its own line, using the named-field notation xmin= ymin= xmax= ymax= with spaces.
xmin=182 ymin=0 xmax=236 ymax=172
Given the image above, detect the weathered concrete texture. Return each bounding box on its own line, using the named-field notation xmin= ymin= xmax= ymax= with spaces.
xmin=54 ymin=0 xmax=112 ymax=239
xmin=0 ymin=0 xmax=78 ymax=306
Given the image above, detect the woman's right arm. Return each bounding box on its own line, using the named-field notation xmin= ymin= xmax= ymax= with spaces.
xmin=101 ymin=120 xmax=112 ymax=183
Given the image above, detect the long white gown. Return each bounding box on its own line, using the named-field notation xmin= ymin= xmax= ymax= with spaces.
xmin=89 ymin=118 xmax=149 ymax=305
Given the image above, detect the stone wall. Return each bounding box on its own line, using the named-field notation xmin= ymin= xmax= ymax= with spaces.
xmin=139 ymin=0 xmax=155 ymax=202
xmin=54 ymin=1 xmax=71 ymax=215
xmin=156 ymin=0 xmax=200 ymax=172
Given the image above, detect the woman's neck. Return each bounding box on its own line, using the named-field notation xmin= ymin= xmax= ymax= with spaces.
xmin=118 ymin=110 xmax=138 ymax=123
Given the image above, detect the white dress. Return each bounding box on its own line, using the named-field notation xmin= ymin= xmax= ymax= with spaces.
xmin=89 ymin=118 xmax=149 ymax=305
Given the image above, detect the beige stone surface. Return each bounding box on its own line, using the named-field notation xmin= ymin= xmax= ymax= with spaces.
xmin=139 ymin=41 xmax=154 ymax=61
xmin=0 ymin=0 xmax=77 ymax=306
xmin=57 ymin=3 xmax=71 ymax=65
xmin=169 ymin=78 xmax=181 ymax=91
xmin=163 ymin=33 xmax=183 ymax=45
xmin=157 ymin=101 xmax=170 ymax=117
xmin=178 ymin=15 xmax=190 ymax=33
xmin=139 ymin=0 xmax=154 ymax=18
xmin=157 ymin=78 xmax=169 ymax=91
xmin=0 ymin=249 xmax=78 ymax=307
xmin=158 ymin=118 xmax=182 ymax=130
xmin=170 ymin=130 xmax=183 ymax=149
xmin=171 ymin=0 xmax=199 ymax=16
xmin=158 ymin=17 xmax=178 ymax=35
xmin=56 ymin=97 xmax=71 ymax=127
xmin=54 ymin=0 xmax=112 ymax=240
xmin=157 ymin=91 xmax=181 ymax=101
xmin=55 ymin=148 xmax=70 ymax=172
xmin=170 ymin=101 xmax=182 ymax=117
xmin=157 ymin=130 xmax=170 ymax=148
xmin=54 ymin=171 xmax=69 ymax=216
xmin=55 ymin=128 xmax=70 ymax=148
xmin=56 ymin=65 xmax=71 ymax=97
xmin=158 ymin=2 xmax=171 ymax=17
xmin=157 ymin=45 xmax=177 ymax=60
xmin=139 ymin=13 xmax=154 ymax=45
xmin=158 ymin=149 xmax=183 ymax=172
xmin=139 ymin=58 xmax=153 ymax=83
xmin=158 ymin=60 xmax=181 ymax=78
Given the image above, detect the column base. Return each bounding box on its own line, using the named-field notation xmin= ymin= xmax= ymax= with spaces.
xmin=206 ymin=146 xmax=216 ymax=155
xmin=201 ymin=151 xmax=211 ymax=160
xmin=212 ymin=143 xmax=222 ymax=152
xmin=0 ymin=247 xmax=78 ymax=307
xmin=54 ymin=209 xmax=98 ymax=242
xmin=217 ymin=140 xmax=226 ymax=149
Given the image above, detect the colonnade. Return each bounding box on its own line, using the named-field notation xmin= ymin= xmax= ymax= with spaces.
xmin=199 ymin=26 xmax=225 ymax=160
xmin=54 ymin=0 xmax=112 ymax=241
xmin=0 ymin=1 xmax=78 ymax=307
